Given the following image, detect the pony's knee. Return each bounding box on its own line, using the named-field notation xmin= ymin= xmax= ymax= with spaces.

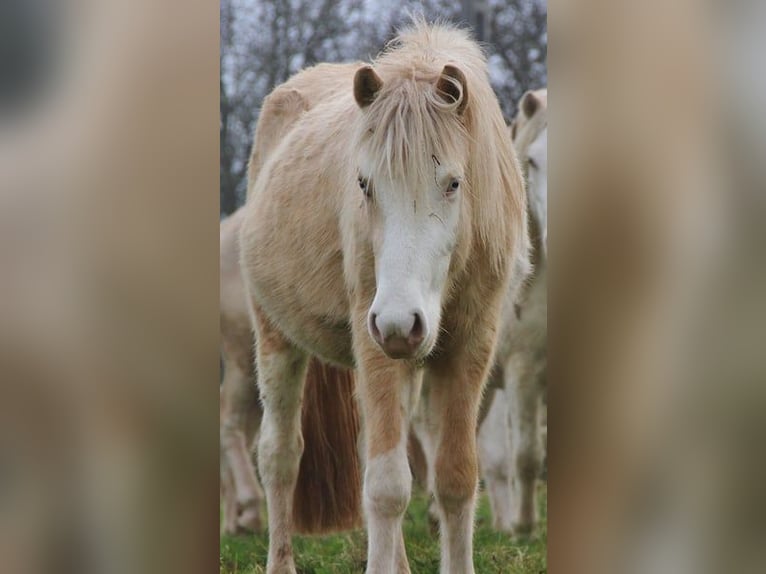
xmin=435 ymin=453 xmax=478 ymax=514
xmin=364 ymin=450 xmax=411 ymax=518
xmin=256 ymin=349 xmax=306 ymax=428
xmin=258 ymin=424 xmax=304 ymax=485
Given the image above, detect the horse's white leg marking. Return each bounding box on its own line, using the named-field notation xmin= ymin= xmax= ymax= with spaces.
xmin=505 ymin=354 xmax=543 ymax=536
xmin=358 ymin=348 xmax=421 ymax=574
xmin=477 ymin=389 xmax=514 ymax=531
xmin=220 ymin=357 xmax=264 ymax=531
xmin=254 ymin=310 xmax=309 ymax=574
xmin=364 ymin=432 xmax=411 ymax=574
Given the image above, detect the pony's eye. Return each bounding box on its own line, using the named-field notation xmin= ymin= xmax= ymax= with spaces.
xmin=528 ymin=158 xmax=538 ymax=170
xmin=446 ymin=178 xmax=460 ymax=196
xmin=358 ymin=176 xmax=372 ymax=198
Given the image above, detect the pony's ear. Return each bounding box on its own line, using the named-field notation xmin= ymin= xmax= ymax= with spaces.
xmin=436 ymin=64 xmax=468 ymax=115
xmin=354 ymin=66 xmax=383 ymax=108
xmin=520 ymin=90 xmax=540 ymax=118
xmin=510 ymin=119 xmax=518 ymax=141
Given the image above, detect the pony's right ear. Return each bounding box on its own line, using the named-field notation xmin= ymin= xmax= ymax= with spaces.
xmin=520 ymin=90 xmax=540 ymax=118
xmin=354 ymin=66 xmax=383 ymax=108
xmin=436 ymin=64 xmax=468 ymax=115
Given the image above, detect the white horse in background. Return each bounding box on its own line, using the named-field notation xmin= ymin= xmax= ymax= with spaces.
xmin=478 ymin=88 xmax=547 ymax=536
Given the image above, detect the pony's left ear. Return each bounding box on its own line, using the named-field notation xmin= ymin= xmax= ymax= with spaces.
xmin=354 ymin=66 xmax=383 ymax=108
xmin=436 ymin=64 xmax=468 ymax=115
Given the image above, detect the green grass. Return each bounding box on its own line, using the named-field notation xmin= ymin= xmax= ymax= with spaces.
xmin=220 ymin=485 xmax=546 ymax=573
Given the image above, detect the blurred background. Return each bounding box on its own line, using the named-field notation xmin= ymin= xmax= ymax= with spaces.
xmin=2 ymin=1 xmax=766 ymax=573
xmin=219 ymin=0 xmax=547 ymax=215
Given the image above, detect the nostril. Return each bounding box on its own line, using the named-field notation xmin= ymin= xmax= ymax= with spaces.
xmin=369 ymin=313 xmax=381 ymax=340
xmin=410 ymin=312 xmax=424 ymax=343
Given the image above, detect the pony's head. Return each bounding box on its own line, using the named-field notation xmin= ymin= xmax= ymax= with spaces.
xmin=352 ymin=63 xmax=470 ymax=360
xmin=512 ymin=89 xmax=547 ymax=257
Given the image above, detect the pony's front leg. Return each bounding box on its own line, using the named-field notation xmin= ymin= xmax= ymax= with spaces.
xmin=356 ymin=334 xmax=421 ymax=574
xmin=428 ymin=371 xmax=481 ymax=574
xmin=425 ymin=322 xmax=504 ymax=574
xmin=252 ymin=307 xmax=309 ymax=574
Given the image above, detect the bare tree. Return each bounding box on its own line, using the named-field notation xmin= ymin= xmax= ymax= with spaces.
xmin=220 ymin=0 xmax=241 ymax=216
xmin=487 ymin=0 xmax=547 ymax=119
xmin=220 ymin=0 xmax=398 ymax=215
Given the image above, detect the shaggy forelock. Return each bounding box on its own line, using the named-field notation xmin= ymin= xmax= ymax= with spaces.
xmin=349 ymin=18 xmax=526 ymax=274
xmin=354 ymin=73 xmax=469 ymax=194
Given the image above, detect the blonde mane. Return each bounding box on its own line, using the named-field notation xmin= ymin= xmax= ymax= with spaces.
xmin=353 ymin=21 xmax=527 ymax=274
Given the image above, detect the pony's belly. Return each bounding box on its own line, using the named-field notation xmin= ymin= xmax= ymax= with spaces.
xmin=240 ymin=200 xmax=354 ymax=368
xmin=277 ymin=311 xmax=355 ymax=368
xmin=250 ymin=276 xmax=355 ymax=368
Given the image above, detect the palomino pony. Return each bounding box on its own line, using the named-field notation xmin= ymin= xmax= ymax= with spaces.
xmin=221 ymin=65 xmax=365 ymax=536
xmin=239 ymin=21 xmax=527 ymax=574
xmin=478 ymin=88 xmax=548 ymax=535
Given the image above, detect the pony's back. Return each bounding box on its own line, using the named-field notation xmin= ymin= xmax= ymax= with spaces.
xmin=246 ymin=63 xmax=362 ymax=197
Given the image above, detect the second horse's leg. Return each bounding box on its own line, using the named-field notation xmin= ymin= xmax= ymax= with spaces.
xmin=220 ymin=355 xmax=264 ymax=531
xmin=506 ymin=354 xmax=543 ymax=536
xmin=477 ymin=389 xmax=514 ymax=532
